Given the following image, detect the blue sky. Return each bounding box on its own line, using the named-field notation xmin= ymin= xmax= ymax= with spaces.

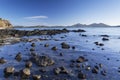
xmin=0 ymin=0 xmax=120 ymax=26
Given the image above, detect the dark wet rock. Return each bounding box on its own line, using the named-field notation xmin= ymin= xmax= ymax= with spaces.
xmin=81 ymin=34 xmax=87 ymax=37
xmin=92 ymin=67 xmax=98 ymax=74
xmin=101 ymin=70 xmax=106 ymax=76
xmin=99 ymin=43 xmax=104 ymax=46
xmin=107 ymin=58 xmax=110 ymax=60
xmin=70 ymin=63 xmax=74 ymax=68
xmin=94 ymin=42 xmax=104 ymax=46
xmin=94 ymin=42 xmax=99 ymax=45
xmin=20 ymin=68 xmax=31 ymax=79
xmin=72 ymin=29 xmax=86 ymax=32
xmin=61 ymin=42 xmax=70 ymax=49
xmin=25 ymin=61 xmax=32 ymax=68
xmin=30 ymin=48 xmax=35 ymax=51
xmin=30 ymin=55 xmax=54 ymax=67
xmin=14 ymin=71 xmax=20 ymax=77
xmin=78 ymin=72 xmax=86 ymax=79
xmin=94 ymin=65 xmax=99 ymax=70
xmin=54 ymin=66 xmax=69 ymax=75
xmin=59 ymin=66 xmax=69 ymax=74
xmin=60 ymin=53 xmax=63 ymax=56
xmin=32 ymin=75 xmax=41 ymax=80
xmin=44 ymin=43 xmax=49 ymax=47
xmin=51 ymin=46 xmax=57 ymax=51
xmin=15 ymin=52 xmax=22 ymax=61
xmin=76 ymin=56 xmax=87 ymax=63
xmin=76 ymin=63 xmax=80 ymax=68
xmin=102 ymin=37 xmax=109 ymax=41
xmin=100 ymin=35 xmax=109 ymax=37
xmin=0 ymin=57 xmax=7 ymax=64
xmin=101 ymin=48 xmax=104 ymax=50
xmin=4 ymin=66 xmax=15 ymax=75
xmin=54 ymin=67 xmax=61 ymax=75
xmin=72 ymin=46 xmax=75 ymax=50
xmin=39 ymin=68 xmax=46 ymax=73
xmin=31 ymin=43 xmax=36 ymax=47
xmin=70 ymin=59 xmax=75 ymax=63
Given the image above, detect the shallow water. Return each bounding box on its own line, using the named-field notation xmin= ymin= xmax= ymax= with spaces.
xmin=0 ymin=27 xmax=120 ymax=80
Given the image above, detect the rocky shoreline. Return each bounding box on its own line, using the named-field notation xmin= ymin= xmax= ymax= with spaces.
xmin=0 ymin=28 xmax=120 ymax=80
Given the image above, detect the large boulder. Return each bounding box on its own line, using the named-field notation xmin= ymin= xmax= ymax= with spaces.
xmin=0 ymin=18 xmax=12 ymax=29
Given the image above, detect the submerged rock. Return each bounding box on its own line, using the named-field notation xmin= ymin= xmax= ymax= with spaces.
xmin=61 ymin=42 xmax=70 ymax=49
xmin=15 ymin=52 xmax=22 ymax=61
xmin=78 ymin=72 xmax=86 ymax=79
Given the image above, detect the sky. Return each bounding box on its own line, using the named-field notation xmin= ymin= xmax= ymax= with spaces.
xmin=0 ymin=0 xmax=120 ymax=26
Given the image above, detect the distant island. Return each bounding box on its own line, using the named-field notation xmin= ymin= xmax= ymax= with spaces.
xmin=14 ymin=23 xmax=120 ymax=28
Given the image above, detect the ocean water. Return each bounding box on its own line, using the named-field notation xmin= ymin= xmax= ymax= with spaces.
xmin=15 ymin=27 xmax=120 ymax=53
xmin=0 ymin=27 xmax=120 ymax=79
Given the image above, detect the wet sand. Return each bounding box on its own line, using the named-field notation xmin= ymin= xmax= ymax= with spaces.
xmin=0 ymin=29 xmax=120 ymax=80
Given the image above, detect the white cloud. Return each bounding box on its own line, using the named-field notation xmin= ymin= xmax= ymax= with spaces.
xmin=24 ymin=16 xmax=48 ymax=19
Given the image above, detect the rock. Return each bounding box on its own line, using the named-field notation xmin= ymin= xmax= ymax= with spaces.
xmin=59 ymin=53 xmax=63 ymax=56
xmin=51 ymin=46 xmax=57 ymax=51
xmin=102 ymin=37 xmax=109 ymax=41
xmin=44 ymin=43 xmax=49 ymax=47
xmin=100 ymin=35 xmax=109 ymax=37
xmin=86 ymin=66 xmax=91 ymax=70
xmin=30 ymin=55 xmax=54 ymax=67
xmin=76 ymin=56 xmax=86 ymax=63
xmin=39 ymin=68 xmax=46 ymax=73
xmin=76 ymin=63 xmax=80 ymax=68
xmin=0 ymin=57 xmax=7 ymax=64
xmin=14 ymin=71 xmax=20 ymax=77
xmin=4 ymin=66 xmax=15 ymax=74
xmin=59 ymin=66 xmax=69 ymax=74
xmin=70 ymin=63 xmax=74 ymax=68
xmin=92 ymin=68 xmax=98 ymax=74
xmin=81 ymin=34 xmax=87 ymax=37
xmin=78 ymin=72 xmax=86 ymax=79
xmin=31 ymin=43 xmax=36 ymax=47
xmin=54 ymin=68 xmax=61 ymax=75
xmin=25 ymin=61 xmax=32 ymax=68
xmin=32 ymin=75 xmax=41 ymax=80
xmin=20 ymin=68 xmax=31 ymax=78
xmin=99 ymin=43 xmax=104 ymax=46
xmin=94 ymin=42 xmax=104 ymax=46
xmin=54 ymin=66 xmax=69 ymax=75
xmin=72 ymin=46 xmax=75 ymax=50
xmin=15 ymin=52 xmax=22 ymax=61
xmin=0 ymin=18 xmax=12 ymax=29
xmin=61 ymin=42 xmax=70 ymax=49
xmin=101 ymin=70 xmax=106 ymax=76
xmin=30 ymin=48 xmax=35 ymax=51
xmin=94 ymin=42 xmax=99 ymax=45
